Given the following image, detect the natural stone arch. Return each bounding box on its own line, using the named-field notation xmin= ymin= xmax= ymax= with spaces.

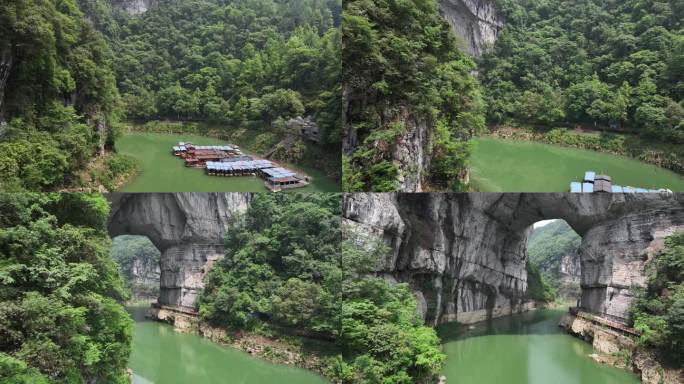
xmin=342 ymin=193 xmax=684 ymax=325
xmin=106 ymin=193 xmax=251 ymax=309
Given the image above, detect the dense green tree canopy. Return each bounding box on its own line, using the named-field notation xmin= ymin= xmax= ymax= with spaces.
xmin=113 ymin=0 xmax=341 ymax=145
xmin=0 ymin=0 xmax=121 ymax=191
xmin=199 ymin=193 xmax=444 ymax=383
xmin=481 ymin=0 xmax=684 ymax=142
xmin=0 ymin=193 xmax=132 ymax=383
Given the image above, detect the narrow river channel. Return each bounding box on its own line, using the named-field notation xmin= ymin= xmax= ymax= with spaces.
xmin=126 ymin=306 xmax=329 ymax=384
xmin=437 ymin=308 xmax=641 ymax=384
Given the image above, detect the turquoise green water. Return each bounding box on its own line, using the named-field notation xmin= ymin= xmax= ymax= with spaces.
xmin=126 ymin=306 xmax=328 ymax=384
xmin=470 ymin=138 xmax=684 ymax=192
xmin=116 ymin=133 xmax=339 ymax=192
xmin=438 ymin=309 xmax=641 ymax=384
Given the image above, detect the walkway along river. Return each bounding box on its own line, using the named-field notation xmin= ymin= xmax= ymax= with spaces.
xmin=126 ymin=306 xmax=329 ymax=384
xmin=437 ymin=308 xmax=641 ymax=384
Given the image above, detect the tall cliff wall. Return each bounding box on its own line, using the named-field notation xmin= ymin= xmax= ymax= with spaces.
xmin=439 ymin=0 xmax=503 ymax=57
xmin=107 ymin=193 xmax=251 ymax=308
xmin=342 ymin=193 xmax=684 ymax=325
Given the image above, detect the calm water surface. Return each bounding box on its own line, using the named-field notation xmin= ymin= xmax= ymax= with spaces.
xmin=470 ymin=137 xmax=684 ymax=192
xmin=438 ymin=309 xmax=641 ymax=384
xmin=126 ymin=306 xmax=329 ymax=384
xmin=116 ymin=133 xmax=339 ymax=192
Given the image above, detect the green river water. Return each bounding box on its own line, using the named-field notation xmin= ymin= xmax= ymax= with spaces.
xmin=438 ymin=308 xmax=641 ymax=384
xmin=116 ymin=133 xmax=339 ymax=192
xmin=126 ymin=306 xmax=329 ymax=384
xmin=470 ymin=137 xmax=684 ymax=192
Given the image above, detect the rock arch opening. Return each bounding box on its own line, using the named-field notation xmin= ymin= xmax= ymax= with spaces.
xmin=111 ymin=235 xmax=161 ymax=303
xmin=106 ymin=193 xmax=251 ymax=310
xmin=342 ymin=193 xmax=684 ymax=326
xmin=526 ymin=219 xmax=581 ymax=304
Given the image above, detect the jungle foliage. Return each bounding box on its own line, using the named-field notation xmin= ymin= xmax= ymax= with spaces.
xmin=631 ymin=232 xmax=684 ymax=367
xmin=482 ymin=0 xmax=684 ymax=143
xmin=0 ymin=193 xmax=132 ymax=383
xmin=198 ymin=193 xmax=444 ymax=383
xmin=112 ymin=0 xmax=342 ymax=146
xmin=342 ymin=0 xmax=485 ymax=191
xmin=0 ymin=0 xmax=121 ymax=191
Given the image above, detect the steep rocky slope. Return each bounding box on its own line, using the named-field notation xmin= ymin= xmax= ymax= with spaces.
xmin=107 ymin=193 xmax=251 ymax=308
xmin=342 ymin=193 xmax=684 ymax=325
xmin=439 ymin=0 xmax=503 ymax=57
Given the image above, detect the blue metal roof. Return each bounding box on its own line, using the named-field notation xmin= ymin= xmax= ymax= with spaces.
xmin=584 ymin=171 xmax=596 ymax=182
xmin=612 ymin=185 xmax=624 ymax=193
xmin=582 ymin=183 xmax=594 ymax=193
xmin=570 ymin=182 xmax=582 ymax=193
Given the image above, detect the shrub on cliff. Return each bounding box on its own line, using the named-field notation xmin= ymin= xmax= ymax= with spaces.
xmin=631 ymin=232 xmax=684 ymax=367
xmin=0 ymin=193 xmax=132 ymax=383
xmin=342 ymin=0 xmax=485 ymax=191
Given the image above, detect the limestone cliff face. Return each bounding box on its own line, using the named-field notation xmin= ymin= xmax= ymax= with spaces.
xmin=342 ymin=97 xmax=433 ymax=192
xmin=439 ymin=0 xmax=503 ymax=57
xmin=108 ymin=193 xmax=251 ymax=308
xmin=342 ymin=193 xmax=684 ymax=325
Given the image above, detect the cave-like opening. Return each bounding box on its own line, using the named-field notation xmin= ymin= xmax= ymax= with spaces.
xmin=526 ymin=219 xmax=582 ymax=305
xmin=111 ymin=235 xmax=162 ymax=305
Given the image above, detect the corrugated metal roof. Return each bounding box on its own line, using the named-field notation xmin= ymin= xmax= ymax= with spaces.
xmin=570 ymin=182 xmax=582 ymax=193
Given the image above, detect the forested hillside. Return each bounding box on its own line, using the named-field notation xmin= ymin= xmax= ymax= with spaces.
xmin=0 ymin=0 xmax=342 ymax=191
xmin=481 ymin=0 xmax=683 ymax=142
xmin=342 ymin=0 xmax=485 ymax=192
xmin=0 ymin=0 xmax=130 ymax=191
xmin=0 ymin=194 xmax=132 ymax=383
xmin=112 ymin=0 xmax=341 ymax=145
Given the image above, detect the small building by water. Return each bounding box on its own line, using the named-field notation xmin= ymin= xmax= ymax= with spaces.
xmin=570 ymin=171 xmax=671 ymax=194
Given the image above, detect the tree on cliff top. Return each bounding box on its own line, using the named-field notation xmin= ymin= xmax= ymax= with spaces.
xmin=342 ymin=0 xmax=485 ymax=192
xmin=0 ymin=193 xmax=132 ymax=383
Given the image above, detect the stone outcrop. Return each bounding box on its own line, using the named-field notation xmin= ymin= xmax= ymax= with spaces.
xmin=342 ymin=193 xmax=684 ymax=325
xmin=439 ymin=0 xmax=503 ymax=57
xmin=109 ymin=0 xmax=156 ymax=15
xmin=107 ymin=193 xmax=251 ymax=308
xmin=287 ymin=116 xmax=321 ymax=143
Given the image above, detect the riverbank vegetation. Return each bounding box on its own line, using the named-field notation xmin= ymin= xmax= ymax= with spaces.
xmin=111 ymin=0 xmax=341 ymax=178
xmin=482 ymin=0 xmax=683 ymax=145
xmin=0 ymin=193 xmax=132 ymax=383
xmin=1 ymin=0 xmax=341 ymax=192
xmin=630 ymin=232 xmax=684 ymax=367
xmin=198 ymin=193 xmax=444 ymax=383
xmin=489 ymin=126 xmax=684 ymax=175
xmin=342 ymin=0 xmax=485 ymax=192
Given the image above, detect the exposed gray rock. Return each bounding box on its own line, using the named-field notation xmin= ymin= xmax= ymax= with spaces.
xmin=109 ymin=0 xmax=156 ymax=15
xmin=107 ymin=193 xmax=251 ymax=308
xmin=439 ymin=0 xmax=503 ymax=57
xmin=287 ymin=116 xmax=321 ymax=143
xmin=343 ymin=193 xmax=684 ymax=325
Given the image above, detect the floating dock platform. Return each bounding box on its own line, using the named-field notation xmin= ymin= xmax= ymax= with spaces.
xmin=570 ymin=171 xmax=671 ymax=193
